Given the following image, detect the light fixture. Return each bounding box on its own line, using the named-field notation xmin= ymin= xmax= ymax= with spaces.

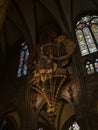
xmin=29 ymin=29 xmax=75 ymax=121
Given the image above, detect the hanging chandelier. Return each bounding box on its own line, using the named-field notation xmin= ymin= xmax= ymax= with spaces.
xmin=29 ymin=29 xmax=75 ymax=121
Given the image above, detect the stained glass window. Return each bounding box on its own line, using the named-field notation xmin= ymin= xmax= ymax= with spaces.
xmin=68 ymin=122 xmax=80 ymax=130
xmin=94 ymin=58 xmax=98 ymax=72
xmin=85 ymin=61 xmax=95 ymax=74
xmin=91 ymin=24 xmax=98 ymax=44
xmin=85 ymin=58 xmax=98 ymax=75
xmin=76 ymin=15 xmax=98 ymax=56
xmin=83 ymin=27 xmax=97 ymax=53
xmin=17 ymin=42 xmax=29 ymax=77
xmin=76 ymin=29 xmax=89 ymax=56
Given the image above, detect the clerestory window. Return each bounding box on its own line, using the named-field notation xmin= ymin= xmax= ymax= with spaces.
xmin=75 ymin=15 xmax=98 ymax=75
xmin=75 ymin=15 xmax=98 ymax=56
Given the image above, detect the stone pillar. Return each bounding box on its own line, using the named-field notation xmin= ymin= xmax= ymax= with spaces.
xmin=24 ymin=82 xmax=34 ymax=130
xmin=77 ymin=95 xmax=98 ymax=130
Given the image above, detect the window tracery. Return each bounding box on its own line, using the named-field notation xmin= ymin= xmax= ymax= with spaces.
xmin=76 ymin=15 xmax=98 ymax=56
xmin=85 ymin=61 xmax=95 ymax=74
xmin=75 ymin=15 xmax=98 ymax=75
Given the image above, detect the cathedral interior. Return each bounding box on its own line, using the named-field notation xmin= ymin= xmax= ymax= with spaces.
xmin=0 ymin=0 xmax=98 ymax=130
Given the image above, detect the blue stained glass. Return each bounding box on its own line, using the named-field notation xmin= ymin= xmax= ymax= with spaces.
xmin=23 ymin=70 xmax=27 ymax=75
xmin=17 ymin=42 xmax=29 ymax=78
xmin=23 ymin=64 xmax=28 ymax=75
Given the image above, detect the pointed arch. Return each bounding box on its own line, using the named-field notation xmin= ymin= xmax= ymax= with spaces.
xmin=75 ymin=15 xmax=98 ymax=56
xmin=94 ymin=58 xmax=98 ymax=72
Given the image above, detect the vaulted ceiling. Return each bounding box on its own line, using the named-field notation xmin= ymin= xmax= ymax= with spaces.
xmin=0 ymin=0 xmax=98 ymax=129
xmin=0 ymin=0 xmax=98 ymax=58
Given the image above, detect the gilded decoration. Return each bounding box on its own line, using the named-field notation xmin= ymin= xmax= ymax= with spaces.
xmin=29 ymin=28 xmax=75 ymax=121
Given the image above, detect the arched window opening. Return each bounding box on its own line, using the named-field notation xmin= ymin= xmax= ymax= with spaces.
xmin=85 ymin=58 xmax=98 ymax=75
xmin=83 ymin=27 xmax=97 ymax=53
xmin=85 ymin=61 xmax=95 ymax=74
xmin=91 ymin=24 xmax=98 ymax=44
xmin=68 ymin=121 xmax=80 ymax=130
xmin=94 ymin=58 xmax=98 ymax=72
xmin=17 ymin=42 xmax=29 ymax=78
xmin=76 ymin=15 xmax=98 ymax=56
xmin=76 ymin=29 xmax=89 ymax=56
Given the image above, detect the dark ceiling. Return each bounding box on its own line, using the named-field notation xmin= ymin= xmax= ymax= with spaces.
xmin=0 ymin=0 xmax=98 ymax=56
